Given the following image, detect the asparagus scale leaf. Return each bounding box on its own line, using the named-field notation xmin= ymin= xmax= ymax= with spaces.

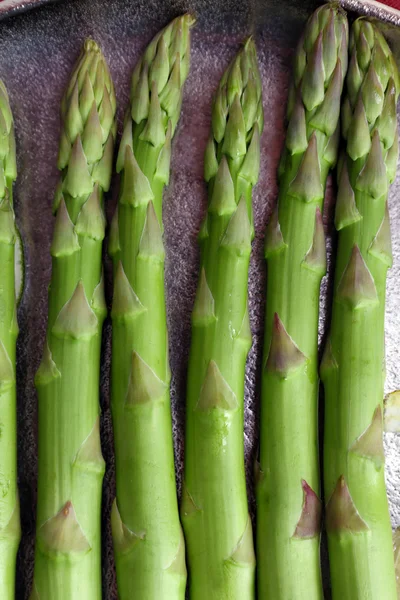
xmin=32 ymin=40 xmax=116 ymax=599
xmin=257 ymin=4 xmax=348 ymax=599
xmin=110 ymin=15 xmax=193 ymax=599
xmin=322 ymin=17 xmax=399 ymax=600
xmin=181 ymin=39 xmax=263 ymax=600
xmin=0 ymin=80 xmax=21 ymax=600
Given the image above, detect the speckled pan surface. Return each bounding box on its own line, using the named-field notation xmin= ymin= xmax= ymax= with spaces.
xmin=0 ymin=0 xmax=398 ymax=597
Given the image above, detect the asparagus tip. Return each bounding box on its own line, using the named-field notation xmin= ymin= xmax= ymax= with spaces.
xmin=181 ymin=13 xmax=196 ymax=28
xmin=83 ymin=39 xmax=101 ymax=54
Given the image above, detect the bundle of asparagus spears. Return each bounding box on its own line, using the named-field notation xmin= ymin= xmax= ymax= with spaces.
xmin=257 ymin=4 xmax=399 ymax=600
xmin=0 ymin=2 xmax=397 ymax=599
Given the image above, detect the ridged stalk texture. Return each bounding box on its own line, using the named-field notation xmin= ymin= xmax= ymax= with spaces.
xmin=0 ymin=81 xmax=20 ymax=599
xmin=256 ymin=5 xmax=348 ymax=599
xmin=32 ymin=40 xmax=116 ymax=599
xmin=181 ymin=40 xmax=263 ymax=600
xmin=322 ymin=17 xmax=399 ymax=600
xmin=109 ymin=15 xmax=193 ymax=599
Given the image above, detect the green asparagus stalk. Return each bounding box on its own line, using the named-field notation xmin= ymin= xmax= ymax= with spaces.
xmin=109 ymin=15 xmax=193 ymax=599
xmin=32 ymin=40 xmax=116 ymax=599
xmin=181 ymin=39 xmax=263 ymax=600
xmin=0 ymin=81 xmax=20 ymax=599
xmin=393 ymin=527 xmax=400 ymax=596
xmin=256 ymin=5 xmax=348 ymax=599
xmin=322 ymin=17 xmax=399 ymax=599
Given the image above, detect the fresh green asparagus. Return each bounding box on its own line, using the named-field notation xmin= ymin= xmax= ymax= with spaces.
xmin=256 ymin=5 xmax=348 ymax=599
xmin=109 ymin=15 xmax=193 ymax=599
xmin=181 ymin=39 xmax=263 ymax=600
xmin=393 ymin=528 xmax=400 ymax=597
xmin=32 ymin=40 xmax=116 ymax=599
xmin=0 ymin=80 xmax=20 ymax=599
xmin=322 ymin=17 xmax=399 ymax=599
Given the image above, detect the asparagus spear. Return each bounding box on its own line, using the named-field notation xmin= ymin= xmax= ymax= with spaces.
xmin=256 ymin=5 xmax=348 ymax=598
xmin=32 ymin=40 xmax=116 ymax=599
xmin=109 ymin=15 xmax=193 ymax=599
xmin=322 ymin=17 xmax=399 ymax=599
xmin=393 ymin=528 xmax=400 ymax=597
xmin=0 ymin=80 xmax=20 ymax=599
xmin=181 ymin=39 xmax=263 ymax=600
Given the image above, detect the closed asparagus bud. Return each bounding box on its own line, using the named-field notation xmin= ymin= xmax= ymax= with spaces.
xmin=32 ymin=39 xmax=116 ymax=600
xmin=110 ymin=14 xmax=194 ymax=600
xmin=322 ymin=17 xmax=399 ymax=600
xmin=257 ymin=4 xmax=348 ymax=600
xmin=181 ymin=37 xmax=263 ymax=600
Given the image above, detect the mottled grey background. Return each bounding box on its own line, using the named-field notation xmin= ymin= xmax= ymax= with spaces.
xmin=0 ymin=0 xmax=397 ymax=597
